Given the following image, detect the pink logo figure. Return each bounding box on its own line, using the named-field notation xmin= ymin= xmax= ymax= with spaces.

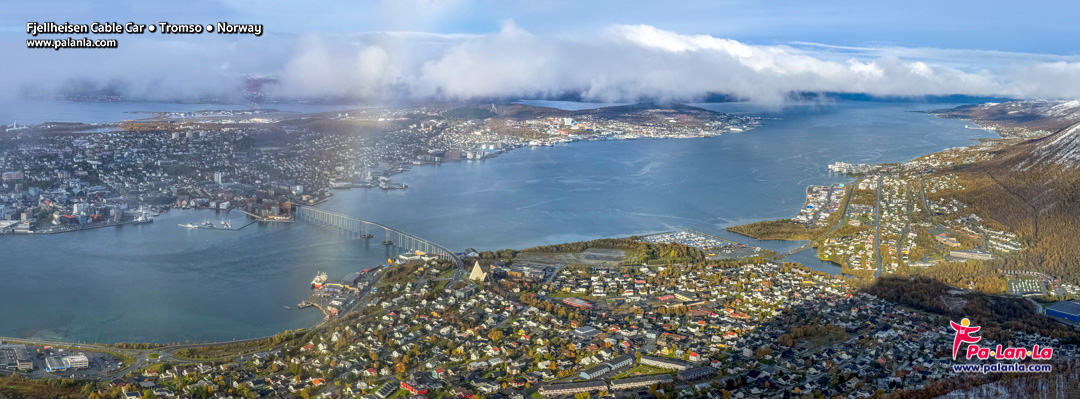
xmin=950 ymin=318 xmax=981 ymax=359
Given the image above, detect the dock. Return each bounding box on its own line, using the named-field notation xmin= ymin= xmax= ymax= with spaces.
xmin=195 ymin=221 xmax=257 ymax=231
xmin=179 ymin=220 xmax=258 ymax=231
xmin=29 ymin=218 xmax=153 ymax=235
xmin=239 ymin=210 xmax=294 ymax=223
xmin=298 ymin=273 xmax=363 ymax=319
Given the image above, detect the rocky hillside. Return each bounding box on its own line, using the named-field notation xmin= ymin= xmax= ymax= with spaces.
xmin=929 ymin=100 xmax=1080 ymax=138
xmin=957 ymin=121 xmax=1080 ymax=282
xmin=1013 ymin=122 xmax=1080 ymax=170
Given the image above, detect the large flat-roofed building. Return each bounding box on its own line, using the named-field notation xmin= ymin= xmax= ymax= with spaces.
xmin=563 ymin=297 xmax=594 ymax=310
xmin=1047 ymin=300 xmax=1080 ymax=322
xmin=674 ymin=291 xmax=698 ymax=302
xmin=572 ymin=326 xmax=601 ymax=340
xmin=640 ymin=355 xmax=693 ymax=371
xmin=538 ymin=381 xmax=607 ymax=397
xmin=45 ymin=357 xmax=66 ymax=372
xmin=63 ymin=355 xmax=90 ymax=369
xmin=0 ymin=345 xmax=33 ymax=371
xmin=609 ymin=374 xmax=673 ymax=390
xmin=950 ymin=250 xmax=993 ymax=261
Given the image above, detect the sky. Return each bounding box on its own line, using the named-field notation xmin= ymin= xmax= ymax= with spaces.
xmin=2 ymin=0 xmax=1079 ymax=104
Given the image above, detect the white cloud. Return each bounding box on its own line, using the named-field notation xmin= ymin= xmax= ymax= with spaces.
xmin=268 ymin=24 xmax=1080 ymax=104
xmin=7 ymin=23 xmax=1080 ymax=104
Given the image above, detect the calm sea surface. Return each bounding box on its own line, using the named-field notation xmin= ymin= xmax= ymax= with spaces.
xmin=0 ymin=100 xmax=993 ymax=343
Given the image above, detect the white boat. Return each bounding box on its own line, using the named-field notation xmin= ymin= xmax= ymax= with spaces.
xmin=179 ymin=223 xmax=198 ymax=229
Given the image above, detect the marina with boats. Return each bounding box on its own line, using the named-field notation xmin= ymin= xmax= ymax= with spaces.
xmin=178 ymin=217 xmax=256 ymax=231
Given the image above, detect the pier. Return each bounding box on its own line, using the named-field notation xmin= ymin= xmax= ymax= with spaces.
xmin=239 ymin=210 xmax=294 ymax=223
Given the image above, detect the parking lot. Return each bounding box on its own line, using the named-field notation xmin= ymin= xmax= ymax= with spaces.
xmin=1 ymin=344 xmax=124 ymax=379
xmin=1008 ymin=278 xmax=1047 ymax=296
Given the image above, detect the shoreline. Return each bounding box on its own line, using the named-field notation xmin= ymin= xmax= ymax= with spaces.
xmin=2 ymin=103 xmax=990 ymax=345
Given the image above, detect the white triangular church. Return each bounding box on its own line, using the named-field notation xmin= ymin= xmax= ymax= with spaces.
xmin=469 ymin=261 xmax=487 ymax=282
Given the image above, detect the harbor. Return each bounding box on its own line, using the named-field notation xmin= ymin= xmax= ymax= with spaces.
xmin=176 ymin=210 xmax=293 ymax=231
xmin=0 ymin=101 xmax=994 ymax=344
xmin=177 ymin=218 xmax=257 ymax=231
xmin=296 ymin=270 xmax=371 ymax=319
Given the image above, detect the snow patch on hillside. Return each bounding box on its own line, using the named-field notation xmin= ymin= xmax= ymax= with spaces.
xmin=1047 ymin=100 xmax=1080 ymax=118
xmin=1018 ymin=122 xmax=1080 ymax=170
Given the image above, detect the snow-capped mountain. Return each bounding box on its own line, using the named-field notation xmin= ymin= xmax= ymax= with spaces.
xmin=929 ymin=100 xmax=1080 ymax=138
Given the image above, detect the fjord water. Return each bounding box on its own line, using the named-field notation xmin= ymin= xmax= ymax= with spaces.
xmin=0 ymin=101 xmax=993 ymax=343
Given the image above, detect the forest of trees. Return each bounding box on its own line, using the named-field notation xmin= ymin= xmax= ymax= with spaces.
xmin=913 ymin=261 xmax=1007 ymax=294
xmin=865 ymin=276 xmax=1078 ymax=341
xmin=726 ymin=219 xmax=819 ymax=240
xmin=520 ymin=238 xmax=706 ymax=264
xmin=952 ymin=140 xmax=1080 ymax=284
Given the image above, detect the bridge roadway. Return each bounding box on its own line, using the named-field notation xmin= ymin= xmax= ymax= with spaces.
xmin=294 ymin=206 xmax=463 ymax=268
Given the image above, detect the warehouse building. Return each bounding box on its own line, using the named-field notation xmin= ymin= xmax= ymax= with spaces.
xmin=1047 ymin=300 xmax=1080 ymax=322
xmin=45 ymin=357 xmax=66 ymax=372
xmin=0 ymin=345 xmax=33 ymax=371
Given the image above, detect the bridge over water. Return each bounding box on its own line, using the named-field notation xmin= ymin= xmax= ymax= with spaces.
xmin=295 ymin=206 xmax=463 ymax=267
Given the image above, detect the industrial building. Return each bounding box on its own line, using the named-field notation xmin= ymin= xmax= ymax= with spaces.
xmin=45 ymin=357 xmax=66 ymax=372
xmin=1046 ymin=300 xmax=1080 ymax=322
xmin=0 ymin=345 xmax=33 ymax=371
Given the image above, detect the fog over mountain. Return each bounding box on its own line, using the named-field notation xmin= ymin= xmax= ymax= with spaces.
xmin=6 ymin=22 xmax=1080 ymax=104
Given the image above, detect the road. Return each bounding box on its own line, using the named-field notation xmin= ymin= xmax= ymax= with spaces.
xmin=919 ymin=178 xmax=931 ymax=218
xmin=874 ymin=175 xmax=884 ymax=279
xmin=835 ymin=178 xmax=861 ymax=230
xmin=895 ymin=186 xmax=914 ymax=268
xmin=781 ymin=177 xmax=860 ymax=257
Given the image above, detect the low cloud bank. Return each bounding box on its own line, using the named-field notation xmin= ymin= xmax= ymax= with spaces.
xmin=8 ymin=23 xmax=1080 ymax=104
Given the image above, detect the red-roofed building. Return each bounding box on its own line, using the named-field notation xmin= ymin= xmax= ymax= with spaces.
xmin=401 ymin=380 xmax=428 ymax=395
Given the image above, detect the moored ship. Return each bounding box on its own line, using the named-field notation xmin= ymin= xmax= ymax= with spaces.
xmin=310 ymin=272 xmax=328 ymax=289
